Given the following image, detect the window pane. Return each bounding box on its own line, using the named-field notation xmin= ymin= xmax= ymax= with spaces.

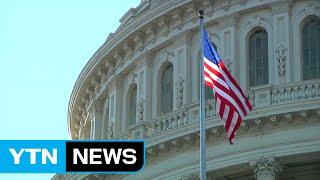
xmin=303 ymin=17 xmax=320 ymax=80
xmin=161 ymin=64 xmax=173 ymax=114
xmin=128 ymin=86 xmax=137 ymax=127
xmin=249 ymin=30 xmax=269 ymax=87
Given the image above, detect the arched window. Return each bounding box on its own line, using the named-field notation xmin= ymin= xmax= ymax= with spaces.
xmin=127 ymin=84 xmax=137 ymax=127
xmin=160 ymin=63 xmax=173 ymax=114
xmin=302 ymin=17 xmax=320 ymax=80
xmin=249 ymin=29 xmax=268 ymax=87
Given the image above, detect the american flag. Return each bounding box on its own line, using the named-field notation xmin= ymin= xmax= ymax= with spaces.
xmin=202 ymin=28 xmax=252 ymax=144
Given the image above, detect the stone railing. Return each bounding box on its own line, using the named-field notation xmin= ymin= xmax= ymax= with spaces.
xmin=148 ymin=108 xmax=190 ymax=137
xmin=116 ymin=80 xmax=320 ymax=143
xmin=249 ymin=80 xmax=320 ymax=108
xmin=271 ymin=80 xmax=320 ymax=105
xmin=116 ymin=101 xmax=219 ymax=141
xmin=116 ymin=121 xmax=149 ymax=140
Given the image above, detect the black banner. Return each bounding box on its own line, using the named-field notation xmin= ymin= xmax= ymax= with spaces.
xmin=66 ymin=141 xmax=144 ymax=172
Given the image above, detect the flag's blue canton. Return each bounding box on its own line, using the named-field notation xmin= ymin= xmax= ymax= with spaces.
xmin=203 ymin=29 xmax=221 ymax=65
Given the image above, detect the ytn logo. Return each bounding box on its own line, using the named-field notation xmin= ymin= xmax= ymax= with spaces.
xmin=0 ymin=140 xmax=65 ymax=173
xmin=0 ymin=140 xmax=144 ymax=173
xmin=9 ymin=148 xmax=57 ymax=165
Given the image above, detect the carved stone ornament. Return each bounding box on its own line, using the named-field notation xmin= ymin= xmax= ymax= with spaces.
xmin=299 ymin=5 xmax=317 ymax=17
xmin=221 ymin=0 xmax=231 ymax=12
xmin=91 ymin=77 xmax=100 ymax=94
xmin=172 ymin=9 xmax=183 ymax=29
xmin=250 ymin=156 xmax=282 ymax=180
xmin=97 ymin=68 xmax=107 ymax=84
xmin=134 ymin=31 xmax=144 ymax=51
xmin=145 ymin=23 xmax=156 ymax=43
xmin=186 ymin=1 xmax=201 ymax=23
xmin=275 ymin=44 xmax=287 ymax=77
xmin=106 ymin=61 xmax=115 ymax=76
xmin=123 ymin=40 xmax=133 ymax=56
xmin=240 ymin=0 xmax=248 ymax=6
xmin=176 ymin=75 xmax=184 ymax=108
xmin=108 ymin=121 xmax=115 ymax=138
xmin=78 ymin=121 xmax=90 ymax=140
xmin=113 ymin=50 xmax=124 ymax=68
xmin=203 ymin=0 xmax=213 ymax=17
xmin=137 ymin=97 xmax=145 ymax=121
xmin=161 ymin=50 xmax=175 ymax=63
xmin=158 ymin=15 xmax=169 ymax=35
xmin=248 ymin=15 xmax=262 ymax=27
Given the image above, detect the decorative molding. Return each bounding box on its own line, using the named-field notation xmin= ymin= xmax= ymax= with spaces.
xmin=248 ymin=15 xmax=262 ymax=27
xmin=176 ymin=74 xmax=184 ymax=108
xmin=275 ymin=43 xmax=287 ymax=77
xmin=271 ymin=0 xmax=292 ymax=15
xmin=250 ymin=156 xmax=282 ymax=180
xmin=133 ymin=31 xmax=145 ymax=51
xmin=240 ymin=0 xmax=248 ymax=6
xmin=113 ymin=50 xmax=124 ymax=69
xmin=218 ymin=13 xmax=238 ymax=29
xmin=203 ymin=0 xmax=213 ymax=17
xmin=123 ymin=38 xmax=133 ymax=57
xmin=240 ymin=14 xmax=273 ymax=40
xmin=269 ymin=115 xmax=278 ymax=126
xmin=298 ymin=5 xmax=320 ymax=20
xmin=186 ymin=1 xmax=201 ymax=23
xmin=172 ymin=9 xmax=183 ymax=30
xmin=145 ymin=23 xmax=156 ymax=44
xmin=137 ymin=97 xmax=145 ymax=121
xmin=85 ymin=86 xmax=95 ymax=103
xmin=87 ymin=100 xmax=104 ymax=113
xmin=91 ymin=77 xmax=100 ymax=94
xmin=106 ymin=60 xmax=115 ymax=77
xmin=161 ymin=50 xmax=175 ymax=64
xmin=158 ymin=15 xmax=169 ymax=36
xmin=97 ymin=67 xmax=107 ymax=84
xmin=240 ymin=120 xmax=249 ymax=130
xmin=211 ymin=127 xmax=222 ymax=137
xmin=221 ymin=0 xmax=231 ymax=12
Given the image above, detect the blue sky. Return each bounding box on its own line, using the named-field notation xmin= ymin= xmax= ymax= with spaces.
xmin=0 ymin=0 xmax=140 ymax=179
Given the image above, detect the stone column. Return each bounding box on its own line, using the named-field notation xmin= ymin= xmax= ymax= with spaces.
xmin=219 ymin=13 xmax=238 ymax=79
xmin=250 ymin=156 xmax=282 ymax=180
xmin=136 ymin=52 xmax=153 ymax=123
xmin=87 ymin=100 xmax=103 ymax=140
xmin=114 ymin=76 xmax=123 ymax=136
xmin=272 ymin=1 xmax=292 ymax=84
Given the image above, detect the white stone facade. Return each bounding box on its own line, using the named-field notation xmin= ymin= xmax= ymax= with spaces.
xmin=54 ymin=0 xmax=320 ymax=179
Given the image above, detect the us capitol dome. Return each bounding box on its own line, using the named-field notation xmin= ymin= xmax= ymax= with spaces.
xmin=53 ymin=0 xmax=320 ymax=179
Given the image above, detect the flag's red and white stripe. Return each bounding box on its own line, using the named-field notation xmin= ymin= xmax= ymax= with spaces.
xmin=203 ymin=57 xmax=252 ymax=144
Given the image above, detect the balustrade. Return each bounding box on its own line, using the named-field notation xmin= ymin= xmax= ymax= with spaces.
xmin=249 ymin=80 xmax=320 ymax=108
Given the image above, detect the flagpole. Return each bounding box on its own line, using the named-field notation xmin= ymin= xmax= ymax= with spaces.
xmin=198 ymin=10 xmax=207 ymax=180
